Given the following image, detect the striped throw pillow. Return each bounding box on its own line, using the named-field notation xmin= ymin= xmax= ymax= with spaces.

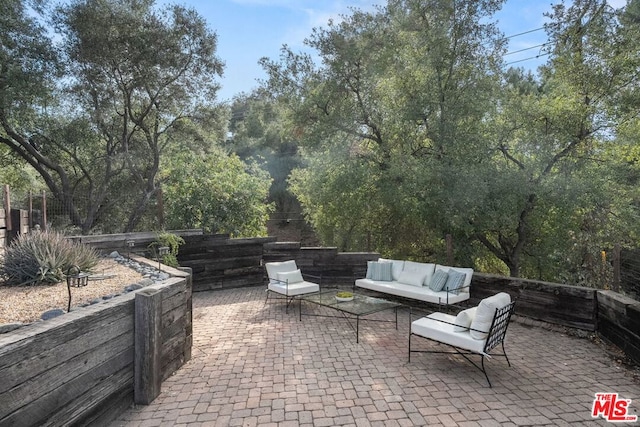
xmin=366 ymin=261 xmax=393 ymax=281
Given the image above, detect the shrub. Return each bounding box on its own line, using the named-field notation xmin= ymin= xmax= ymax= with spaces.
xmin=147 ymin=232 xmax=185 ymax=268
xmin=0 ymin=231 xmax=99 ymax=286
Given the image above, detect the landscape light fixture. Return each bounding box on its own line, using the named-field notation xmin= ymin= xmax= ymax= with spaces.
xmin=126 ymin=239 xmax=135 ymax=259
xmin=157 ymin=246 xmax=170 ymax=271
xmin=66 ymin=265 xmax=89 ymax=312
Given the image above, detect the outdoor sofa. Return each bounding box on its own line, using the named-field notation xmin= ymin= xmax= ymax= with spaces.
xmin=355 ymin=258 xmax=473 ymax=306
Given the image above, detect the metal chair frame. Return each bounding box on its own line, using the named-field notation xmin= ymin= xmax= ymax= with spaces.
xmin=409 ymin=301 xmax=516 ymax=387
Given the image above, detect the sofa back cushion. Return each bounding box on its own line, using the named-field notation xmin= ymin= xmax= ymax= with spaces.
xmin=378 ymin=258 xmax=404 ymax=280
xmin=403 ymin=261 xmax=436 ymax=286
xmin=366 ymin=261 xmax=393 ymax=281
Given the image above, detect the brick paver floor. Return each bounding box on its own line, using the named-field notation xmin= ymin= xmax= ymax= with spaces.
xmin=112 ymin=286 xmax=639 ymax=426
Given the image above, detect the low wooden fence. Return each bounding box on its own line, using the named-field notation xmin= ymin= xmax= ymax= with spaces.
xmin=0 ymin=259 xmax=192 ymax=427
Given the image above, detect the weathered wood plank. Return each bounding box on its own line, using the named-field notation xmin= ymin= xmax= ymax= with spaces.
xmin=0 ymin=329 xmax=133 ymax=418
xmin=134 ymin=289 xmax=162 ymax=405
xmin=0 ymin=346 xmax=133 ymax=426
xmin=0 ymin=311 xmax=133 ymax=396
xmin=0 ymin=297 xmax=135 ymax=377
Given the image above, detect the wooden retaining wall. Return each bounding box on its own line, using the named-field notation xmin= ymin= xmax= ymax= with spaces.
xmin=263 ymin=241 xmax=377 ymax=287
xmin=0 ymin=265 xmax=192 ymax=427
xmin=178 ymin=234 xmax=275 ymax=292
xmin=471 ymin=273 xmax=598 ymax=331
xmin=596 ymin=291 xmax=640 ymax=365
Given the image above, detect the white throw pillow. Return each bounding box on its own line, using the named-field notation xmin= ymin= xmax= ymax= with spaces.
xmin=453 ymin=307 xmax=477 ymax=332
xmin=403 ymin=261 xmax=436 ymax=286
xmin=277 ymin=269 xmax=304 ymax=284
xmin=397 ymin=269 xmax=426 ymax=287
xmin=470 ymin=292 xmax=511 ymax=340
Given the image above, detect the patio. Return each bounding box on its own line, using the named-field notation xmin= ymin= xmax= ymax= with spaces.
xmin=111 ymin=286 xmax=639 ymax=426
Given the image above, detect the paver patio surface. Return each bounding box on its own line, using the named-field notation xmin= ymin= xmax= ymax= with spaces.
xmin=111 ymin=286 xmax=639 ymax=426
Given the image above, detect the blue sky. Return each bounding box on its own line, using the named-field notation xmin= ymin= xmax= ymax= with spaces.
xmin=161 ymin=0 xmax=626 ymax=102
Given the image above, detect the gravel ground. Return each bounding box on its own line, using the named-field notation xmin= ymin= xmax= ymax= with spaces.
xmin=0 ymin=258 xmax=144 ymax=324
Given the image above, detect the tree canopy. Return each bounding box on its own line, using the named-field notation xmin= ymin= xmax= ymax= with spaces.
xmin=0 ymin=0 xmax=271 ymax=236
xmin=260 ymin=0 xmax=640 ymax=283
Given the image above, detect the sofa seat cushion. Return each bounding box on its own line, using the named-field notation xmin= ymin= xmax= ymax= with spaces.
xmin=355 ymin=278 xmax=470 ymax=305
xmin=268 ymin=280 xmax=320 ymax=296
xmin=412 ymin=312 xmax=486 ymax=354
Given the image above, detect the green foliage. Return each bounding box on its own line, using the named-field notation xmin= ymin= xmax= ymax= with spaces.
xmin=1 ymin=0 xmax=226 ymax=234
xmin=148 ymin=232 xmax=185 ymax=268
xmin=0 ymin=231 xmax=99 ymax=286
xmin=264 ymin=0 xmax=640 ymax=287
xmin=162 ymin=149 xmax=273 ymax=237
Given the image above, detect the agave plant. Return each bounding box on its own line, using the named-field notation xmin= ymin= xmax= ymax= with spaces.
xmin=0 ymin=230 xmax=99 ymax=286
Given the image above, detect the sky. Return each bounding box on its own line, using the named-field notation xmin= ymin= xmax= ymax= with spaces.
xmin=159 ymin=0 xmax=627 ymax=102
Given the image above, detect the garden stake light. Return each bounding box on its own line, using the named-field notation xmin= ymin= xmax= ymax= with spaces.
xmin=158 ymin=246 xmax=170 ymax=271
xmin=66 ymin=265 xmax=89 ymax=312
xmin=126 ymin=239 xmax=135 ymax=259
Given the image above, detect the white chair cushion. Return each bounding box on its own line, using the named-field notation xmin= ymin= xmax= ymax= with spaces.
xmin=412 ymin=312 xmax=486 ymax=354
xmin=397 ymin=269 xmax=425 ymax=287
xmin=268 ymin=281 xmax=319 ymax=296
xmin=453 ymin=306 xmax=477 ymax=332
xmin=265 ymin=260 xmax=298 ymax=284
xmin=470 ymin=292 xmax=511 ymax=340
xmin=277 ymin=269 xmax=304 ymax=284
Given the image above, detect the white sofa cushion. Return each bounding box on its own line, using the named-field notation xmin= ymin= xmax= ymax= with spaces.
xmin=453 ymin=306 xmax=477 ymax=332
xmin=429 ymin=269 xmax=449 ymax=292
xmin=378 ymin=258 xmax=404 ymax=280
xmin=403 ymin=261 xmax=436 ymax=286
xmin=265 ymin=260 xmax=298 ymax=285
xmin=366 ymin=261 xmax=393 ymax=281
xmin=397 ymin=269 xmax=425 ymax=287
xmin=412 ymin=312 xmax=485 ymax=354
xmin=470 ymin=292 xmax=511 ymax=340
xmin=277 ymin=269 xmax=303 ymax=284
xmin=355 ymin=278 xmax=470 ymax=305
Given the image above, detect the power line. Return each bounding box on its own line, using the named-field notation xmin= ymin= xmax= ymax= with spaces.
xmin=504 ymin=27 xmax=545 ymax=40
xmin=504 ymin=52 xmax=551 ymax=66
xmin=505 ymin=43 xmax=548 ymax=56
